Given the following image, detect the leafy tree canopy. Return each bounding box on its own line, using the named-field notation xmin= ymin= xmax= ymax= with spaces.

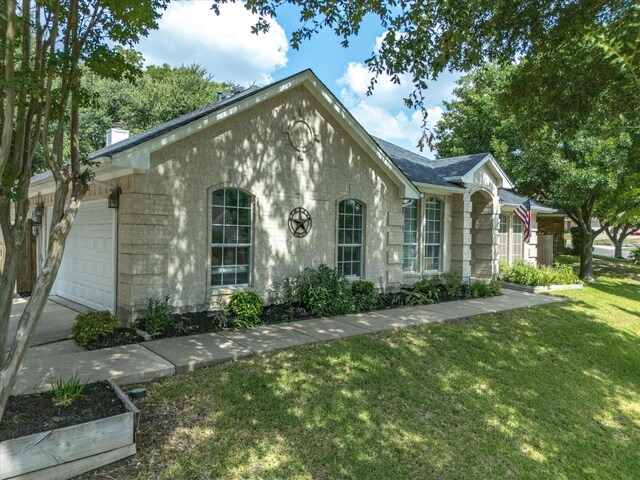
xmin=79 ymin=56 xmax=235 ymax=156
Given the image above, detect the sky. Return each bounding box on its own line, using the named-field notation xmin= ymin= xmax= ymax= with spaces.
xmin=135 ymin=1 xmax=462 ymax=156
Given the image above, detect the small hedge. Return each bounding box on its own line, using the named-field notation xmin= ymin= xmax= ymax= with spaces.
xmin=72 ymin=311 xmax=120 ymax=347
xmin=630 ymin=247 xmax=640 ymax=265
xmin=499 ymin=260 xmax=581 ymax=286
xmin=228 ymin=290 xmax=263 ymax=328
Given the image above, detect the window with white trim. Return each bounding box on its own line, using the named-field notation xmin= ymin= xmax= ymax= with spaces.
xmin=424 ymin=197 xmax=442 ymax=271
xmin=211 ymin=188 xmax=252 ymax=287
xmin=338 ymin=199 xmax=363 ymax=277
xmin=511 ymin=215 xmax=524 ymax=262
xmin=498 ymin=214 xmax=509 ymax=262
xmin=402 ymin=199 xmax=418 ymax=272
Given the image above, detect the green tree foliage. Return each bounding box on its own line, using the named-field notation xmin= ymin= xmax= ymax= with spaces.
xmin=214 ymin=0 xmax=638 ymax=145
xmin=0 ymin=0 xmax=166 ymax=423
xmin=435 ymin=65 xmax=637 ymax=280
xmin=80 ymin=59 xmax=235 ymax=155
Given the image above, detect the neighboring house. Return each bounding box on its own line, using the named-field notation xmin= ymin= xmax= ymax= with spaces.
xmin=26 ymin=69 xmax=554 ymax=322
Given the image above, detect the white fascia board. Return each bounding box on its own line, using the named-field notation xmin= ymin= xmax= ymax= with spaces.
xmin=414 ymin=182 xmax=466 ymax=194
xmin=300 ymin=74 xmax=420 ymax=200
xmin=28 ymin=166 xmax=135 ymax=197
xmin=463 ymin=154 xmax=515 ymax=189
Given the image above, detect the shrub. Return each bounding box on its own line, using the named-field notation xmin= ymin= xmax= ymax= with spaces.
xmin=51 ymin=374 xmax=87 ymax=406
xmin=499 ymin=260 xmax=580 ymax=286
xmin=228 ymin=290 xmax=263 ymax=328
xmin=296 ymin=264 xmax=355 ymax=317
xmin=467 ymin=280 xmax=491 ymax=298
xmin=441 ymin=272 xmax=463 ymax=299
xmin=630 ymin=247 xmax=640 ymax=264
xmin=72 ymin=311 xmax=119 ymax=346
xmin=487 ymin=282 xmax=502 ymax=296
xmin=412 ymin=279 xmax=440 ymax=303
xmin=268 ymin=276 xmax=299 ymax=306
xmin=351 ymin=280 xmax=379 ymax=312
xmin=141 ymin=295 xmax=172 ymax=338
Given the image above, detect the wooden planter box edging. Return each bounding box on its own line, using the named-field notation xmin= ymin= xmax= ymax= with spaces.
xmin=498 ymin=281 xmax=584 ymax=293
xmin=0 ymin=379 xmax=139 ymax=480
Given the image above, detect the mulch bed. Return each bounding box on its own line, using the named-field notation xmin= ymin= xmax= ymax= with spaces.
xmin=0 ymin=381 xmax=127 ymax=442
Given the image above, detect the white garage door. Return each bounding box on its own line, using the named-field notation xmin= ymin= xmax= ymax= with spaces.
xmin=49 ymin=200 xmax=116 ymax=312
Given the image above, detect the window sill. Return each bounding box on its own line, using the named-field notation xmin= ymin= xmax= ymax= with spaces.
xmin=210 ymin=285 xmax=250 ymax=296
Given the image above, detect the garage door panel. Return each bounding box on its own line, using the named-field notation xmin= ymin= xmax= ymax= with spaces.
xmin=49 ymin=201 xmax=115 ymax=312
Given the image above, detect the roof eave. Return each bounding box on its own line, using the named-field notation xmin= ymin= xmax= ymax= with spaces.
xmin=414 ymin=181 xmax=466 ymax=194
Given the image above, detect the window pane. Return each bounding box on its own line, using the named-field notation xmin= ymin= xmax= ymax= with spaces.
xmin=236 ymin=270 xmax=249 ymax=285
xmin=224 ymin=226 xmax=238 ymax=243
xmin=223 ymin=271 xmax=236 ymax=285
xmin=212 ymin=190 xmax=224 ymax=206
xmin=223 ymin=247 xmax=236 ymax=265
xmin=238 ymin=208 xmax=251 ymax=226
xmin=225 ymin=189 xmax=238 ymax=207
xmin=211 ymin=247 xmax=223 ymax=266
xmin=236 ymin=247 xmax=250 ymax=265
xmin=238 ymin=192 xmax=251 ymax=208
xmin=212 ymin=206 xmax=225 ymax=225
xmin=224 ymin=208 xmax=237 ymax=225
xmin=211 ymin=273 xmax=223 ymax=286
xmin=212 ymin=226 xmax=223 ymax=244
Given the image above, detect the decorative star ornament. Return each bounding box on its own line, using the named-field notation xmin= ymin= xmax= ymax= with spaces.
xmin=288 ymin=207 xmax=312 ymax=238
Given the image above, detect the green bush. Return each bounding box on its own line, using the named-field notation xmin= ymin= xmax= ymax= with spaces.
xmin=441 ymin=272 xmax=463 ymax=298
xmin=487 ymin=282 xmax=502 ymax=296
xmin=351 ymin=280 xmax=379 ymax=312
xmin=141 ymin=295 xmax=172 ymax=338
xmin=228 ymin=290 xmax=263 ymax=328
xmin=499 ymin=260 xmax=580 ymax=286
xmin=630 ymin=247 xmax=640 ymax=264
xmin=72 ymin=311 xmax=120 ymax=346
xmin=51 ymin=374 xmax=88 ymax=406
xmin=296 ymin=264 xmax=355 ymax=317
xmin=412 ymin=279 xmax=440 ymax=303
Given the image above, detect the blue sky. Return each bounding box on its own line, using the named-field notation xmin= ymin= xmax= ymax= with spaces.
xmin=135 ymin=1 xmax=461 ymax=156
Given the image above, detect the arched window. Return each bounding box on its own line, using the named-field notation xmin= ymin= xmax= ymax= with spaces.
xmin=338 ymin=199 xmax=364 ymax=277
xmin=211 ymin=188 xmax=252 ymax=287
xmin=424 ymin=197 xmax=442 ymax=271
xmin=498 ymin=214 xmax=509 ymax=262
xmin=402 ymin=199 xmax=418 ymax=272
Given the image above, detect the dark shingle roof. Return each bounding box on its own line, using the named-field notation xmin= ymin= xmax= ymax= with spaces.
xmin=372 ymin=137 xmax=463 ymax=189
xmin=498 ymin=189 xmax=555 ymax=212
xmin=428 ymin=153 xmax=491 ymax=178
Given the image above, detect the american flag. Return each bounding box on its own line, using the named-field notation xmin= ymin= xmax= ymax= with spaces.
xmin=514 ymin=199 xmax=531 ymax=243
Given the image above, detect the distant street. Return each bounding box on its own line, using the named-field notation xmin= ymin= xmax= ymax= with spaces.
xmin=593 ymin=245 xmax=632 ymax=259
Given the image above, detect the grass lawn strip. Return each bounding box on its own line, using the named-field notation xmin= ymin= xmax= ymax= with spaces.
xmin=83 ymin=256 xmax=640 ymax=480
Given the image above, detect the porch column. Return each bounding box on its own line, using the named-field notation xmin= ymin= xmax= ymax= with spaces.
xmin=450 ymin=192 xmax=472 ymax=279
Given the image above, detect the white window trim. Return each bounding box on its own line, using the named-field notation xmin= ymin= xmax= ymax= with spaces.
xmin=337 ymin=198 xmax=365 ymax=279
xmin=423 ymin=196 xmax=443 ymax=275
xmin=402 ymin=199 xmax=419 ymax=274
xmin=209 ymin=187 xmax=254 ymax=290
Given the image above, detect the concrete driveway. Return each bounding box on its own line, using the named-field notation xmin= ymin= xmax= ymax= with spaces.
xmin=9 ymin=296 xmax=87 ymax=347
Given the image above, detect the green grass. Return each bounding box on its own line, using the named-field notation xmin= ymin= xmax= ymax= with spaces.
xmin=93 ymin=258 xmax=640 ymax=480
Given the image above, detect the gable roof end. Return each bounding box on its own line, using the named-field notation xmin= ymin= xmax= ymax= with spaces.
xmin=88 ymin=69 xmax=420 ymax=199
xmin=431 ymin=153 xmax=515 ymax=189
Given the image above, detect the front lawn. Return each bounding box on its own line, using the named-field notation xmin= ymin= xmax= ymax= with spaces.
xmin=88 ymin=258 xmax=640 ymax=479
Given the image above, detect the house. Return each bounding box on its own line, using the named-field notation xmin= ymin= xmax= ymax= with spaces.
xmin=26 ymin=69 xmax=554 ymax=322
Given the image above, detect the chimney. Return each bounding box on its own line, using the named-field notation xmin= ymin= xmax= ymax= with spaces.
xmin=105 ymin=122 xmax=129 ymax=147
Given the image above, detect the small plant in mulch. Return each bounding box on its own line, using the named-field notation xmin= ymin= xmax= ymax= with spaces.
xmin=51 ymin=374 xmax=87 ymax=406
xmin=141 ymin=295 xmax=172 ymax=338
xmin=227 ymin=290 xmax=263 ymax=328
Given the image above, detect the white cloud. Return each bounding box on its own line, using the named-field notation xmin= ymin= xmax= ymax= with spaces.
xmin=136 ymin=1 xmax=288 ymax=85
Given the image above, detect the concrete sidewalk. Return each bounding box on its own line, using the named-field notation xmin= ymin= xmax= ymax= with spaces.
xmin=12 ymin=288 xmax=567 ymax=395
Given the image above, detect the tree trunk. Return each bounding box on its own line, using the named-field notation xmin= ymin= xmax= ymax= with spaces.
xmin=579 ymin=229 xmax=595 ymax=281
xmin=613 ymin=240 xmax=623 ymax=258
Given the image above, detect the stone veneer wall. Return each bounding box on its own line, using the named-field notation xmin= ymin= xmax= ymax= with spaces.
xmin=118 ymin=85 xmax=406 ymax=320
